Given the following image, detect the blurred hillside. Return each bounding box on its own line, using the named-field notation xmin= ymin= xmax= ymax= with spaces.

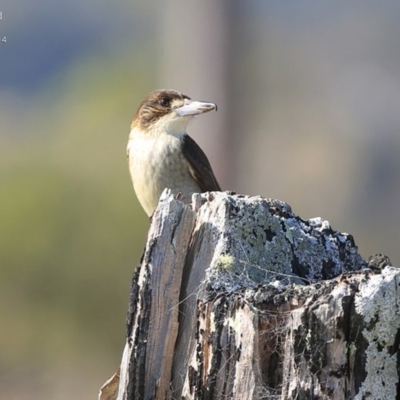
xmin=1 ymin=1 xmax=400 ymax=399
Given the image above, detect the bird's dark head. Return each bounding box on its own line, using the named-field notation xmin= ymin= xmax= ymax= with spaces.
xmin=131 ymin=89 xmax=217 ymax=135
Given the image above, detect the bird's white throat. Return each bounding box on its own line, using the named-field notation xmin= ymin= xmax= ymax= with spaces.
xmin=144 ymin=112 xmax=191 ymax=139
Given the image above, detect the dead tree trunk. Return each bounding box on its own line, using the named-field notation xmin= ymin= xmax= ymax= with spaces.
xmin=99 ymin=191 xmax=400 ymax=400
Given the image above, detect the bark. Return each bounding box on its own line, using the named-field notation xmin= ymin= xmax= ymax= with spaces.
xmin=99 ymin=191 xmax=399 ymax=400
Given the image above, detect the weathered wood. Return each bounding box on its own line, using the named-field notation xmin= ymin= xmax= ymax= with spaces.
xmin=100 ymin=190 xmax=400 ymax=400
xmin=116 ymin=193 xmax=196 ymax=400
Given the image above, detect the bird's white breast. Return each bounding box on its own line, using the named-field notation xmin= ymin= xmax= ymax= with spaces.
xmin=127 ymin=126 xmax=200 ymax=215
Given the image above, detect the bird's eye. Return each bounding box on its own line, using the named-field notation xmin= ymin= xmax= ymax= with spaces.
xmin=158 ymin=98 xmax=169 ymax=107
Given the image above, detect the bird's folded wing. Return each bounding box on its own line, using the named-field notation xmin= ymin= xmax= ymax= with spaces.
xmin=182 ymin=134 xmax=221 ymax=192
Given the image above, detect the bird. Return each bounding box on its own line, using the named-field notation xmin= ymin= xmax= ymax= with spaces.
xmin=127 ymin=89 xmax=221 ymax=216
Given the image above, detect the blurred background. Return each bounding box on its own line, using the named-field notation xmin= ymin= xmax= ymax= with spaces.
xmin=1 ymin=1 xmax=400 ymax=398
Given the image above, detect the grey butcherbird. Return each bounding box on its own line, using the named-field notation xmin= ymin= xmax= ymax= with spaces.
xmin=127 ymin=89 xmax=221 ymax=216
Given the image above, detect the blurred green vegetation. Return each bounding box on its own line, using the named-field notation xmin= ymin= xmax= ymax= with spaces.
xmin=0 ymin=49 xmax=154 ymax=383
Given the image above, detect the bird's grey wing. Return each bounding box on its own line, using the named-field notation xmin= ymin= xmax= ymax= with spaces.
xmin=181 ymin=134 xmax=221 ymax=192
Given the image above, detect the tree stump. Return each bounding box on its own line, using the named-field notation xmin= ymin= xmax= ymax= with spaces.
xmin=99 ymin=191 xmax=400 ymax=400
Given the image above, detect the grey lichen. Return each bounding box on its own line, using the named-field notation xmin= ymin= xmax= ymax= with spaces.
xmin=193 ymin=192 xmax=366 ymax=293
xmin=354 ymin=267 xmax=400 ymax=399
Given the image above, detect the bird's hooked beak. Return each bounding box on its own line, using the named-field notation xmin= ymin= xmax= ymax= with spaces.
xmin=176 ymin=99 xmax=217 ymax=117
